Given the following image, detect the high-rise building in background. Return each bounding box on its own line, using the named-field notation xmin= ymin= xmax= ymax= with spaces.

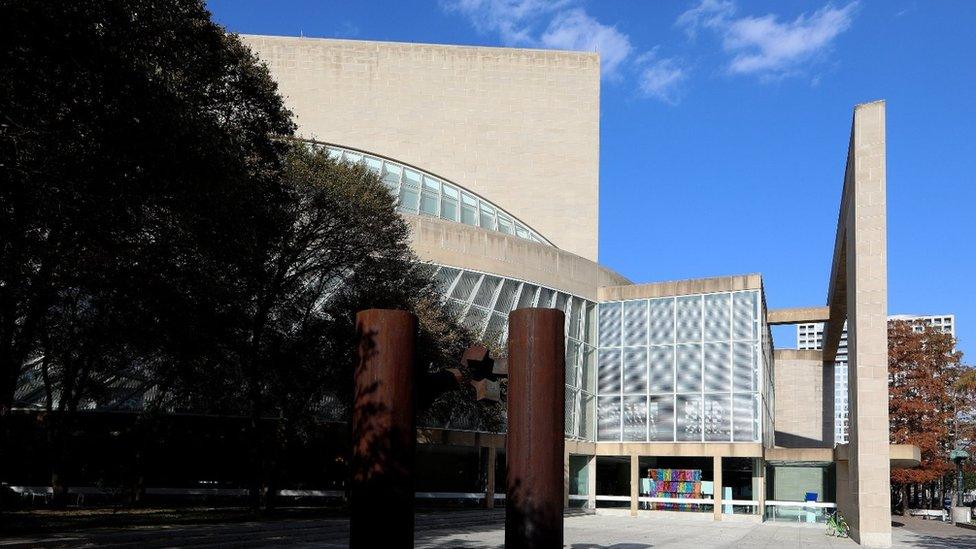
xmin=798 ymin=315 xmax=955 ymax=443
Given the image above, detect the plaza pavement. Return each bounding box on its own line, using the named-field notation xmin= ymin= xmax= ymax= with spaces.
xmin=2 ymin=510 xmax=975 ymax=548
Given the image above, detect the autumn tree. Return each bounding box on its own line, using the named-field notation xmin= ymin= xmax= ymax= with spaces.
xmin=889 ymin=321 xmax=964 ymax=512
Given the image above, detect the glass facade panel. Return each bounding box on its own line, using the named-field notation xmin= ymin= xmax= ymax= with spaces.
xmin=484 ymin=312 xmax=507 ymax=346
xmin=599 ymin=303 xmax=621 ymax=347
xmin=364 ymin=156 xmax=382 ymax=173
xmin=598 ymin=349 xmax=621 ymax=395
xmin=648 ymin=395 xmax=675 ymax=441
xmin=733 ymin=291 xmax=757 ymax=340
xmin=675 ymin=344 xmax=702 ymax=393
xmin=460 ymin=193 xmax=478 ymax=226
xmin=704 ymin=293 xmax=731 ymax=342
xmin=704 ymin=394 xmax=731 ymax=441
xmin=463 ymin=306 xmax=488 ymax=333
xmin=472 ymin=275 xmax=500 ymax=307
xmin=580 ymin=346 xmax=596 ymax=393
xmin=648 ymin=345 xmax=674 ymax=394
xmin=676 ymin=394 xmax=703 ymax=441
xmin=398 ymin=185 xmax=419 ymax=212
xmin=733 ymin=393 xmax=760 ymax=442
xmin=568 ymin=299 xmax=582 ymax=339
xmin=566 ymin=387 xmax=578 ymax=437
xmin=497 ymin=216 xmax=514 ymax=234
xmin=381 ymin=163 xmax=401 ymax=190
xmin=676 ymin=295 xmax=702 ymax=343
xmin=648 ymin=298 xmax=674 ymax=345
xmin=419 ymin=189 xmax=438 ymax=216
xmin=622 ymin=300 xmax=647 ymax=347
xmin=579 ymin=393 xmax=594 ymax=440
xmin=516 ymin=284 xmax=538 ymax=309
xmin=451 ymin=272 xmax=481 ymax=301
xmin=566 ymin=340 xmax=581 ymax=386
xmin=479 ymin=203 xmax=496 ymax=229
xmin=703 ymin=342 xmax=731 ymax=393
xmin=441 ymin=187 xmax=459 ymax=221
xmin=537 ymin=288 xmax=555 ymax=308
xmin=622 ymin=347 xmax=648 ymax=394
xmin=433 ymin=267 xmax=460 ymax=294
xmin=494 ymin=280 xmax=520 ymax=312
xmin=732 ymin=342 xmax=756 ymax=393
xmin=598 ymin=396 xmax=621 ymax=441
xmin=623 ymin=395 xmax=647 ymax=441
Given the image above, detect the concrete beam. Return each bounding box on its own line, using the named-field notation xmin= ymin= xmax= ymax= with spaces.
xmin=598 ymin=274 xmax=762 ymax=302
xmin=766 ymin=306 xmax=831 ymax=325
xmin=567 ymin=440 xmax=764 ymax=458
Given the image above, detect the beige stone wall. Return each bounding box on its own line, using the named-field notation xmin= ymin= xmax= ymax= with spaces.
xmin=240 ymin=35 xmax=601 ymax=261
xmin=772 ymin=350 xmax=833 ymax=448
xmin=597 ymin=274 xmax=762 ymax=301
xmin=844 ymin=101 xmax=891 ymax=547
xmin=820 ymin=101 xmax=891 ymax=547
xmin=406 ymin=214 xmax=628 ymax=301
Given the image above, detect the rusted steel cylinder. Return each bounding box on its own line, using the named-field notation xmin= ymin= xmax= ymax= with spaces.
xmin=350 ymin=309 xmax=417 ymax=549
xmin=505 ymin=307 xmax=566 ymax=549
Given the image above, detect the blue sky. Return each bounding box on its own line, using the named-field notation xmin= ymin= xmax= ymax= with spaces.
xmin=208 ymin=1 xmax=975 ymax=358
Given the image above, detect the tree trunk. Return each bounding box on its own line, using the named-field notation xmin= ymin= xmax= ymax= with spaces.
xmin=901 ymin=484 xmax=909 ymax=516
xmin=46 ymin=413 xmax=71 ymax=508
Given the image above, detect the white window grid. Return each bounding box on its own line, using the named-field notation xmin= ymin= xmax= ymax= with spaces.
xmin=317 ymin=143 xmax=553 ymax=246
xmin=430 ymin=265 xmax=597 ymax=441
xmin=594 ymin=290 xmax=767 ymax=444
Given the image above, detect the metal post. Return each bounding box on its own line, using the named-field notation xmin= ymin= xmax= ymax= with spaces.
xmin=350 ymin=309 xmax=417 ymax=549
xmin=958 ymin=461 xmax=964 ymax=507
xmin=506 ymin=308 xmax=565 ymax=549
xmin=486 ymin=446 xmax=497 ymax=509
xmin=713 ymin=455 xmax=723 ymax=522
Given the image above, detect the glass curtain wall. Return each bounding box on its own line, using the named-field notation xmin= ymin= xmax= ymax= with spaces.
xmin=596 ymin=290 xmax=767 ymax=443
xmin=316 ymin=143 xmax=552 ymax=246
xmin=431 ymin=266 xmax=596 ymax=440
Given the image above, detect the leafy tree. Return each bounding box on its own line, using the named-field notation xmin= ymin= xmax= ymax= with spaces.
xmin=152 ymin=143 xmax=502 ymax=509
xmin=0 ymin=0 xmax=293 ymax=504
xmin=889 ymin=321 xmax=964 ymax=511
xmin=0 ymin=0 xmax=294 ymax=413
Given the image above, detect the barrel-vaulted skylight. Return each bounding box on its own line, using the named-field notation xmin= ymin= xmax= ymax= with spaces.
xmin=314 ymin=143 xmax=554 ymax=246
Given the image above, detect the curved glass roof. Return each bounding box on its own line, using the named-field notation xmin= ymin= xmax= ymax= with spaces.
xmin=313 ymin=143 xmax=554 ymax=246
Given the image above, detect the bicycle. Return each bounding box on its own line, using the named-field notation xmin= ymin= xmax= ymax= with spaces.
xmin=825 ymin=509 xmax=850 ymax=538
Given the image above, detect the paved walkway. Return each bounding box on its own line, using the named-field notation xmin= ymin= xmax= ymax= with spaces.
xmin=3 ymin=511 xmax=975 ymax=548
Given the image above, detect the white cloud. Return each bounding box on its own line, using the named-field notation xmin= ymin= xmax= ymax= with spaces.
xmin=441 ymin=0 xmax=631 ymax=80
xmin=539 ymin=9 xmax=632 ymax=79
xmin=441 ymin=0 xmax=568 ymax=45
xmin=636 ymin=50 xmax=688 ymax=104
xmin=675 ymin=0 xmax=735 ymax=38
xmin=677 ymin=1 xmax=858 ymax=78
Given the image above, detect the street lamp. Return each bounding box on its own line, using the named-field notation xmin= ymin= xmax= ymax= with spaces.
xmin=951 ymin=448 xmax=969 ymax=508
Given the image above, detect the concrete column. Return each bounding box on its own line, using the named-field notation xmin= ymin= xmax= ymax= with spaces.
xmin=630 ymin=453 xmax=639 ymax=517
xmin=713 ymin=456 xmax=723 ymax=521
xmin=845 ymin=101 xmax=892 ymax=548
xmin=506 ymin=308 xmax=565 ymax=549
xmin=350 ymin=309 xmax=417 ymax=549
xmin=752 ymin=458 xmax=765 ymax=518
xmin=486 ymin=446 xmax=496 ymax=509
xmin=587 ymin=455 xmax=597 ymax=510
xmin=836 ymin=459 xmax=852 ymax=523
xmin=564 ymin=447 xmax=571 ymax=509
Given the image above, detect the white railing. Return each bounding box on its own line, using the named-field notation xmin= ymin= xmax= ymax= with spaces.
xmin=637 ymin=496 xmax=714 ymax=505
xmin=415 ymin=492 xmax=505 ymax=500
xmin=6 ymin=486 xmax=506 ymax=501
xmin=764 ymin=500 xmax=837 ymax=524
xmin=766 ymin=500 xmax=837 ymax=508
